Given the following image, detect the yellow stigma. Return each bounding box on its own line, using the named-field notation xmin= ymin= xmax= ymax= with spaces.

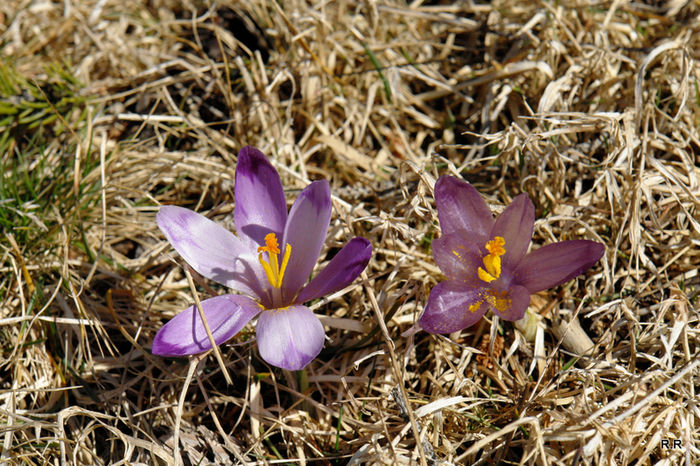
xmin=258 ymin=233 xmax=280 ymax=255
xmin=485 ymin=236 xmax=506 ymax=256
xmin=477 ymin=236 xmax=506 ymax=283
xmin=257 ymin=233 xmax=291 ymax=288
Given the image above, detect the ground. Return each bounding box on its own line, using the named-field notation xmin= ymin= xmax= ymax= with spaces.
xmin=1 ymin=0 xmax=699 ymax=464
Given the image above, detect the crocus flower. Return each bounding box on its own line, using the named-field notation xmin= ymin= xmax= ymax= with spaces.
xmin=419 ymin=176 xmax=604 ymax=334
xmin=152 ymin=146 xmax=371 ymax=370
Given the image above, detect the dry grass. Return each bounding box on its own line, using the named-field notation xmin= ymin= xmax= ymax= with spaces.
xmin=2 ymin=0 xmax=699 ymax=464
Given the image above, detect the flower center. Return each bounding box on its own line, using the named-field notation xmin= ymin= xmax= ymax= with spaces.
xmin=467 ymin=236 xmax=509 ymax=314
xmin=477 ymin=236 xmax=506 ymax=283
xmin=257 ymin=233 xmax=292 ymax=289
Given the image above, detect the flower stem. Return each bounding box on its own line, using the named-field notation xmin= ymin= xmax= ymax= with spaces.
xmin=296 ymin=368 xmax=313 ymax=413
xmin=297 ymin=368 xmax=309 ymax=393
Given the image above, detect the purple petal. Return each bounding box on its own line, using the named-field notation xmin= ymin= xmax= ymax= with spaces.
xmin=419 ymin=281 xmax=486 ymax=334
xmin=489 ymin=284 xmax=531 ymax=321
xmin=152 ymin=294 xmax=261 ymax=357
xmin=513 ymin=240 xmax=605 ymax=292
xmin=295 ymin=237 xmax=371 ymax=304
xmin=434 ymin=176 xmax=494 ymax=241
xmin=432 ymin=232 xmax=482 ymax=281
xmin=157 ymin=206 xmax=264 ymax=297
xmin=280 ymin=180 xmax=332 ymax=300
xmin=234 ymin=146 xmax=288 ymax=246
xmin=256 ymin=305 xmax=325 ymax=370
xmin=491 ymin=193 xmax=535 ymax=268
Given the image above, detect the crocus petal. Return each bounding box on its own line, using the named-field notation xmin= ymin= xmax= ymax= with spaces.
xmin=434 ymin=176 xmax=494 ymax=241
xmin=514 ymin=240 xmax=605 ymax=292
xmin=234 ymin=146 xmax=288 ymax=246
xmin=152 ymin=294 xmax=261 ymax=357
xmin=295 ymin=237 xmax=371 ymax=304
xmin=432 ymin=232 xmax=482 ymax=281
xmin=256 ymin=305 xmax=325 ymax=370
xmin=489 ymin=284 xmax=531 ymax=321
xmin=419 ymin=281 xmax=486 ymax=334
xmin=491 ymin=193 xmax=534 ymax=268
xmin=157 ymin=206 xmax=264 ymax=297
xmin=280 ymin=180 xmax=332 ymax=299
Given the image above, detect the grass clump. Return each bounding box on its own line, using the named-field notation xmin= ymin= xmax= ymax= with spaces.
xmin=1 ymin=0 xmax=699 ymax=464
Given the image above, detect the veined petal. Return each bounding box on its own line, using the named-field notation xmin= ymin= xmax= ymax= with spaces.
xmin=432 ymin=232 xmax=482 ymax=282
xmin=234 ymin=146 xmax=288 ymax=246
xmin=489 ymin=284 xmax=531 ymax=321
xmin=491 ymin=193 xmax=534 ymax=268
xmin=256 ymin=305 xmax=325 ymax=370
xmin=157 ymin=206 xmax=264 ymax=297
xmin=152 ymin=294 xmax=261 ymax=357
xmin=419 ymin=281 xmax=486 ymax=334
xmin=280 ymin=180 xmax=332 ymax=300
xmin=514 ymin=240 xmax=605 ymax=292
xmin=296 ymin=237 xmax=371 ymax=304
xmin=434 ymin=176 xmax=494 ymax=240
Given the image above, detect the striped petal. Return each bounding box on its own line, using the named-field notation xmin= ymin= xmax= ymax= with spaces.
xmin=280 ymin=180 xmax=332 ymax=300
xmin=434 ymin=176 xmax=494 ymax=241
xmin=296 ymin=237 xmax=371 ymax=304
xmin=419 ymin=281 xmax=486 ymax=334
xmin=432 ymin=232 xmax=482 ymax=282
xmin=152 ymin=294 xmax=261 ymax=357
xmin=514 ymin=240 xmax=605 ymax=292
xmin=157 ymin=206 xmax=264 ymax=297
xmin=256 ymin=305 xmax=324 ymax=370
xmin=234 ymin=146 xmax=288 ymax=247
xmin=491 ymin=193 xmax=534 ymax=269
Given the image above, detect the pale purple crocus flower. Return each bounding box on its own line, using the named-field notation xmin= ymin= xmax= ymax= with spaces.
xmin=419 ymin=176 xmax=604 ymax=334
xmin=152 ymin=146 xmax=371 ymax=370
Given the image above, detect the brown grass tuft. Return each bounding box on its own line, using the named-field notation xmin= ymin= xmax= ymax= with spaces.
xmin=1 ymin=0 xmax=699 ymax=464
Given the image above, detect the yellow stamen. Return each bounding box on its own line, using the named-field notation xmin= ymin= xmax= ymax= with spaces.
xmin=277 ymin=243 xmax=292 ymax=288
xmin=257 ymin=233 xmax=291 ymax=289
xmin=477 ymin=266 xmax=497 ymax=283
xmin=468 ymin=237 xmax=510 ymax=315
xmin=483 ymin=253 xmax=501 ymax=278
xmin=259 ymin=257 xmax=277 ymax=287
xmin=477 ymin=236 xmax=506 ymax=284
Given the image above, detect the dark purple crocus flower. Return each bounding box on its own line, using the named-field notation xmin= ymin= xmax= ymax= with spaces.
xmin=152 ymin=146 xmax=371 ymax=370
xmin=419 ymin=176 xmax=604 ymax=334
